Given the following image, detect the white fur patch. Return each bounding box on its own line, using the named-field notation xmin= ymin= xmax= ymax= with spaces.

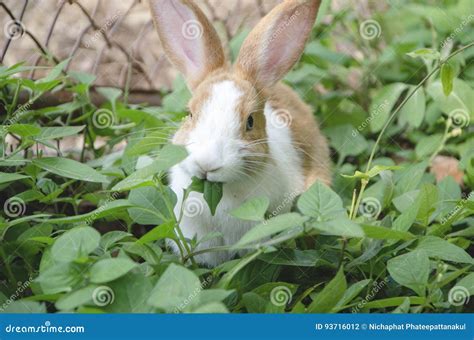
xmin=181 ymin=80 xmax=244 ymax=182
xmin=169 ymin=85 xmax=305 ymax=266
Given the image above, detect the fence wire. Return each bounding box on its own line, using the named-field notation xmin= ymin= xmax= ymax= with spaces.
xmin=0 ymin=0 xmax=275 ymax=104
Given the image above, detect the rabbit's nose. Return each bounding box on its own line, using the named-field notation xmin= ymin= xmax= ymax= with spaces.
xmin=196 ymin=163 xmax=223 ymax=179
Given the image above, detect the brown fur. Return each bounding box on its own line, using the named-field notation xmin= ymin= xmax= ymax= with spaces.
xmin=235 ymin=0 xmax=321 ymax=88
xmin=267 ymin=83 xmax=331 ymax=186
xmin=151 ymin=0 xmax=331 ymax=188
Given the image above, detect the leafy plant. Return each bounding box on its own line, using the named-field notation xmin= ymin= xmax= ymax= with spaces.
xmin=0 ymin=0 xmax=473 ymax=314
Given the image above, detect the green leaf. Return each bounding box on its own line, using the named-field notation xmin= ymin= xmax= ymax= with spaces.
xmin=7 ymin=124 xmax=41 ymax=137
xmin=100 ymin=231 xmax=133 ymax=250
xmin=393 ymin=190 xmax=420 ymax=213
xmin=51 ymin=226 xmax=101 ymax=262
xmin=234 ymin=213 xmax=308 ymax=248
xmin=0 ymin=172 xmax=29 ymax=185
xmin=297 ymin=181 xmax=345 ymax=221
xmin=326 ymin=124 xmax=368 ymax=161
xmin=342 ymin=165 xmax=401 ymax=180
xmin=308 ymin=267 xmax=347 ymax=312
xmin=137 ymin=221 xmax=176 ymax=244
xmin=427 ymin=79 xmax=473 ymax=117
xmin=392 ymin=297 xmax=411 ymax=313
xmin=406 ymin=48 xmax=440 ymax=60
xmin=230 ymin=196 xmax=269 ymax=221
xmin=392 ymin=201 xmax=419 ymax=232
xmin=441 ymin=62 xmax=454 ymax=97
xmin=456 ymin=273 xmax=474 ymax=296
xmin=89 ymin=258 xmax=137 ymax=283
xmin=361 ymin=224 xmax=415 ymax=240
xmin=258 ymin=249 xmax=335 ymax=267
xmin=147 ymin=264 xmax=202 ymax=312
xmin=33 ymin=157 xmax=109 ymax=183
xmin=309 ymin=218 xmax=364 ymax=238
xmin=416 ymin=183 xmax=438 ymax=225
xmin=416 ymin=236 xmax=473 ymax=264
xmin=123 ymin=243 xmax=162 ymax=265
xmin=124 ymin=130 xmax=170 ymax=156
xmin=55 ymin=285 xmax=96 ymax=310
xmin=415 ymin=134 xmax=443 ymax=159
xmin=398 ymin=86 xmax=426 ymax=128
xmin=44 ymin=200 xmax=133 ymax=224
xmin=387 ymin=250 xmax=430 ymax=296
xmin=370 ymin=83 xmax=407 ymax=133
xmin=191 ymin=289 xmax=232 ymax=311
xmin=189 ymin=176 xmax=205 ymax=193
xmin=37 ymin=59 xmax=68 ymax=83
xmin=128 ymin=186 xmax=176 ymax=225
xmin=35 ymin=126 xmax=85 ymax=141
xmin=362 ymin=296 xmax=425 ymax=309
xmin=112 ymin=144 xmax=187 ymax=191
xmin=0 ymin=301 xmax=46 ymax=313
xmin=70 ymin=71 xmax=96 ymax=85
xmin=203 ymin=181 xmax=223 ymax=216
xmin=104 ymin=273 xmax=155 ymax=313
xmin=394 ymin=162 xmax=427 ymax=197
xmin=333 ymin=279 xmax=371 ymax=311
xmin=191 ymin=302 xmax=229 ymax=313
xmin=36 ymin=262 xmax=85 ymax=294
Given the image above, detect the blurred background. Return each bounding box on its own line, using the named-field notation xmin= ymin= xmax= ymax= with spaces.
xmin=1 ymin=0 xmax=472 ymax=179
xmin=1 ymin=0 xmax=392 ymax=98
xmin=0 ymin=0 xmax=473 ymax=314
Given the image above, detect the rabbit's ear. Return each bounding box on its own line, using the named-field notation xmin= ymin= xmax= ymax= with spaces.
xmin=236 ymin=0 xmax=321 ymax=88
xmin=149 ymin=0 xmax=225 ymax=90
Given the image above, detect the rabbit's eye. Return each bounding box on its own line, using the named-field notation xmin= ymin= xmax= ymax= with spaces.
xmin=246 ymin=115 xmax=254 ymax=131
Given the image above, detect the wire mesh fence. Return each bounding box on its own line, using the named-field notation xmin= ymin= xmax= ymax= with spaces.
xmin=0 ymin=0 xmax=279 ymax=105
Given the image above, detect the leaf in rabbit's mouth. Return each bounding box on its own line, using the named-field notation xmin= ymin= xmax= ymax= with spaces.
xmin=188 ymin=177 xmax=223 ymax=216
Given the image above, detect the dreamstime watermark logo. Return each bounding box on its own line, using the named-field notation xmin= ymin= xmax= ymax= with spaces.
xmin=359 ymin=19 xmax=381 ymax=40
xmin=0 ymin=275 xmax=36 ymax=312
xmin=84 ymin=10 xmax=122 ymax=48
xmin=352 ymin=277 xmax=389 ymax=313
xmin=183 ymin=196 xmax=205 ymax=217
xmin=264 ymin=9 xmax=301 ymax=49
xmin=92 ymin=109 xmax=114 ymax=129
xmin=4 ymin=197 xmax=26 ymax=218
xmin=270 ymin=286 xmax=292 ymax=307
xmin=84 ymin=191 xmax=120 ymax=225
xmin=269 ymin=109 xmax=292 ymax=129
xmin=440 ymin=191 xmax=473 ymax=225
xmin=92 ymin=286 xmax=115 ymax=306
xmin=352 ymin=100 xmax=389 ymax=137
xmin=449 ymin=109 xmax=470 ymax=129
xmin=4 ymin=320 xmax=85 ymax=334
xmin=4 ymin=20 xmax=25 ymax=40
xmin=358 ymin=197 xmax=381 ymax=218
xmin=181 ymin=20 xmax=203 ymax=40
xmin=2 ymin=101 xmax=32 ymax=134
xmin=441 ymin=14 xmax=474 ymax=49
xmin=173 ymin=276 xmax=212 ymax=313
xmin=448 ymin=285 xmax=470 ymax=306
xmin=264 ymin=191 xmax=299 ymax=225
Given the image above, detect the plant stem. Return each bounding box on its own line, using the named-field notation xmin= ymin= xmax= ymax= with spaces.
xmin=182 ymin=245 xmax=231 ymax=263
xmin=428 ymin=118 xmax=452 ymax=164
xmin=352 ymin=41 xmax=474 ymax=219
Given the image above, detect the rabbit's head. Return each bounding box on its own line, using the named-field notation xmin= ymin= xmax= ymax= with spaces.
xmin=150 ymin=0 xmax=321 ymax=183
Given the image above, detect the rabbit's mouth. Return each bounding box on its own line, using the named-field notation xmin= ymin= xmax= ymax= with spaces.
xmin=180 ymin=156 xmax=246 ymax=184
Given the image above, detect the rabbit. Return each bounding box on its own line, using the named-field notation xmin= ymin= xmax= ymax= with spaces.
xmin=149 ymin=0 xmax=331 ymax=267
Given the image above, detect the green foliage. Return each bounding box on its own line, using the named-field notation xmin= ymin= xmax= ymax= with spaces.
xmin=0 ymin=0 xmax=473 ymax=314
